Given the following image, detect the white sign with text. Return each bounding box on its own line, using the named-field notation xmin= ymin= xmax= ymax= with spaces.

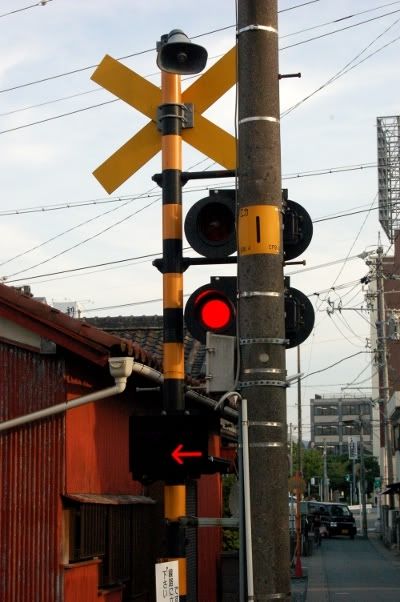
xmin=155 ymin=560 xmax=179 ymax=602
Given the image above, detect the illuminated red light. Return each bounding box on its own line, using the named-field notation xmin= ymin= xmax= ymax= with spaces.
xmin=200 ymin=297 xmax=232 ymax=330
xmin=171 ymin=443 xmax=203 ymax=465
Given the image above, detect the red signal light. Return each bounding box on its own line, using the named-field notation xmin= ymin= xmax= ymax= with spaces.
xmin=199 ymin=296 xmax=232 ymax=330
xmin=184 ymin=277 xmax=237 ymax=343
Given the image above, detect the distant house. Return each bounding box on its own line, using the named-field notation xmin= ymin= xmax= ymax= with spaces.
xmin=0 ymin=284 xmax=229 ymax=602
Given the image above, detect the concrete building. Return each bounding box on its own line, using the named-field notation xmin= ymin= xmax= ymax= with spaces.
xmin=310 ymin=394 xmax=378 ymax=457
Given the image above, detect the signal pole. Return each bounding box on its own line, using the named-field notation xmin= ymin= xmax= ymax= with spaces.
xmin=237 ymin=0 xmax=290 ymax=598
xmin=155 ymin=32 xmax=208 ymax=602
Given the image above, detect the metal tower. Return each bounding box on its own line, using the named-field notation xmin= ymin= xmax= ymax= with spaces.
xmin=377 ymin=115 xmax=400 ymax=242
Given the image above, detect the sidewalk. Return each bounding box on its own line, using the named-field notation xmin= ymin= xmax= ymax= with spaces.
xmin=301 ymin=542 xmax=329 ymax=602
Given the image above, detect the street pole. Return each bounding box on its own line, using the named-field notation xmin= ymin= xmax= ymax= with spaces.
xmin=297 ymin=346 xmax=302 ymax=474
xmin=295 ymin=348 xmax=303 ymax=577
xmin=237 ymin=0 xmax=290 ymax=598
xmin=376 ymin=245 xmax=394 ymax=506
xmin=360 ymin=418 xmax=368 ymax=538
xmin=323 ymin=441 xmax=328 ymax=501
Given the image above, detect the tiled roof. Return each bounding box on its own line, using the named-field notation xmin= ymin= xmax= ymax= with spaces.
xmin=0 ymin=283 xmax=160 ymax=369
xmin=86 ymin=315 xmax=206 ymax=379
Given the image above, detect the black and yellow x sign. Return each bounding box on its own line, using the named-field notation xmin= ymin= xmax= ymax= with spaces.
xmin=91 ymin=47 xmax=236 ymax=193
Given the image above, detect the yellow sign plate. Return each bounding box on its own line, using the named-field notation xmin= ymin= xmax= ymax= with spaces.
xmin=238 ymin=205 xmax=281 ymax=256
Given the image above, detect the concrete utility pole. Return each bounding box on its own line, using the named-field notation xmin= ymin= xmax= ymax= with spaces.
xmin=359 ymin=418 xmax=368 ymax=538
xmin=375 ymin=245 xmax=394 ymax=503
xmin=237 ymin=0 xmax=290 ymax=598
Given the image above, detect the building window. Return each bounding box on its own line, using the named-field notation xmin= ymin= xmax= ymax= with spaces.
xmin=315 ymin=425 xmax=338 ymax=436
xmin=314 ymin=405 xmax=338 ymax=416
xmin=343 ymin=424 xmax=360 ymax=435
xmin=65 ymin=502 xmax=157 ymax=598
xmin=341 ymin=403 xmax=371 ymax=416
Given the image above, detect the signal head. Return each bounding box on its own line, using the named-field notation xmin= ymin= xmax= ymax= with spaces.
xmin=185 ymin=190 xmax=236 ymax=259
xmin=184 ymin=276 xmax=237 ymax=344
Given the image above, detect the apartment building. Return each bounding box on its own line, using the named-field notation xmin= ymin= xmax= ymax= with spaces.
xmin=310 ymin=394 xmax=379 ymax=457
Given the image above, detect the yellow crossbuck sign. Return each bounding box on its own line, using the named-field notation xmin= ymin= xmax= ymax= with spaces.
xmin=91 ymin=47 xmax=237 ymax=193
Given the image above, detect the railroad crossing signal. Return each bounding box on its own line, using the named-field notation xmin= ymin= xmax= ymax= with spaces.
xmin=129 ymin=413 xmax=222 ymax=483
xmin=183 ymin=189 xmax=315 ymax=346
xmin=91 ymin=47 xmax=237 ymax=193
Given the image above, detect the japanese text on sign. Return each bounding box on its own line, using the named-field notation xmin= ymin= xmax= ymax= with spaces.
xmin=155 ymin=560 xmax=179 ymax=602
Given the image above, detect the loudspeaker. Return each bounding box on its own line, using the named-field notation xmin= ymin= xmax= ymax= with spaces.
xmin=157 ymin=29 xmax=208 ymax=75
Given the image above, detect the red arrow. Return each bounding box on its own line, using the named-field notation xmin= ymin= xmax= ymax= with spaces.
xmin=171 ymin=444 xmax=203 ymax=465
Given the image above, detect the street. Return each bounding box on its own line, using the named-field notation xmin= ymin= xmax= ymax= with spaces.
xmin=305 ymin=534 xmax=400 ymax=601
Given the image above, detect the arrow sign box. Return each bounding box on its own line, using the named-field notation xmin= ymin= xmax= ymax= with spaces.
xmin=129 ymin=413 xmax=218 ymax=483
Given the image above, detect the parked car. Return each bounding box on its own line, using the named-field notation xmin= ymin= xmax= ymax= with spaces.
xmin=300 ymin=501 xmax=357 ymax=539
xmin=323 ymin=503 xmax=357 ymax=539
xmin=300 ymin=501 xmax=331 ymax=539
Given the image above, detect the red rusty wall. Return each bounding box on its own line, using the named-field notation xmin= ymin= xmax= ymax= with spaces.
xmin=0 ymin=419 xmax=64 ymax=601
xmin=0 ymin=343 xmax=65 ymax=420
xmin=63 ymin=357 xmax=144 ymax=495
xmin=64 ymin=560 xmax=101 ymax=602
xmin=65 ymin=397 xmax=143 ymax=495
xmin=197 ymin=470 xmax=222 ymax=602
xmin=0 ymin=343 xmax=65 ymax=602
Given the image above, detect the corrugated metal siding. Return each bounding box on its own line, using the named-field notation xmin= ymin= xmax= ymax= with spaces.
xmin=0 ymin=417 xmax=65 ymax=601
xmin=0 ymin=343 xmax=65 ymax=602
xmin=197 ymin=474 xmax=222 ymax=602
xmin=0 ymin=343 xmax=65 ymax=420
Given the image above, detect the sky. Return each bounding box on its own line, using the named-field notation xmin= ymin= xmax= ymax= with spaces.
xmin=1 ymin=0 xmax=399 ymax=442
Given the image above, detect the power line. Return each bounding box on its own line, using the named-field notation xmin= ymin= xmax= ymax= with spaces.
xmin=0 ymin=0 xmax=322 ymax=95
xmin=2 ymin=9 xmax=399 ymax=135
xmin=1 ymin=157 xmax=212 ymax=278
xmin=4 ymin=4 xmax=397 ymax=119
xmin=2 ymin=250 xmax=163 ymax=284
xmin=2 ymin=193 xmax=161 ymax=279
xmin=281 ymin=1 xmax=400 ymax=39
xmin=300 ymin=351 xmax=371 ymax=381
xmin=0 ymin=24 xmax=234 ymax=96
xmin=0 ymin=161 xmax=379 ymax=217
xmin=280 ymin=7 xmax=400 ymax=51
xmin=0 ymin=0 xmax=53 ymax=19
xmin=279 ymin=0 xmax=321 ymax=13
xmin=282 ymin=14 xmax=400 ymax=117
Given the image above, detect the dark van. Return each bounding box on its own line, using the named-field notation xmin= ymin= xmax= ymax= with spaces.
xmin=324 ymin=503 xmax=357 ymax=539
xmin=300 ymin=501 xmax=330 ymax=536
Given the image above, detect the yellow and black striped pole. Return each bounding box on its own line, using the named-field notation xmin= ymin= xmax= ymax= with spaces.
xmin=160 ymin=70 xmax=185 ymax=413
xmin=160 ymin=69 xmax=187 ymax=600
